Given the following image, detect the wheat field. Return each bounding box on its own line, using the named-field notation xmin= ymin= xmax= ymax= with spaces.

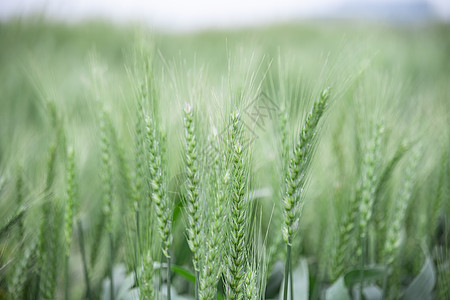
xmin=0 ymin=19 xmax=449 ymax=300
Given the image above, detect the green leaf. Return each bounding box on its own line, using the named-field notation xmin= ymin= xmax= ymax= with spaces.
xmin=171 ymin=265 xmax=195 ymax=284
xmin=325 ymin=277 xmax=351 ymax=300
xmin=344 ymin=265 xmax=386 ymax=287
xmin=402 ymin=256 xmax=435 ymax=300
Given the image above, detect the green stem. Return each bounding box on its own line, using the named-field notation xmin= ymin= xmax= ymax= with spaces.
xmin=77 ymin=220 xmax=92 ymax=300
xmin=381 ymin=266 xmax=389 ymax=300
xmin=159 ymin=257 xmax=163 ymax=292
xmin=195 ymin=270 xmax=199 ymax=300
xmin=136 ymin=210 xmax=142 ymax=254
xmin=283 ymin=243 xmax=291 ymax=300
xmin=289 ymin=255 xmax=294 ymax=300
xmin=359 ymin=237 xmax=366 ymax=299
xmin=65 ymin=255 xmax=70 ymax=300
xmin=134 ymin=210 xmax=141 ymax=287
xmin=109 ymin=232 xmax=115 ymax=300
xmin=167 ymin=256 xmax=171 ymax=300
xmin=133 ymin=216 xmax=139 ymax=290
xmin=34 ymin=274 xmax=40 ymax=300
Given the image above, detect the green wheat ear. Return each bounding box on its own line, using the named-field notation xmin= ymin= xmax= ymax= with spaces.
xmin=64 ymin=147 xmax=77 ymax=300
xmin=100 ymin=111 xmax=114 ymax=234
xmin=183 ymin=103 xmax=201 ymax=264
xmin=225 ymin=112 xmax=250 ymax=300
xmin=183 ymin=103 xmax=202 ymax=299
xmin=382 ymin=148 xmax=419 ymax=265
xmin=146 ymin=115 xmax=172 ymax=258
xmin=282 ymin=87 xmax=329 ymax=245
xmin=146 ymin=115 xmax=172 ymax=299
xmin=140 ymin=250 xmax=155 ymax=299
xmin=282 ymin=87 xmax=329 ymax=300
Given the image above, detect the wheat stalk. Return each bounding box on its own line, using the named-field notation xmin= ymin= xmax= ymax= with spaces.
xmin=282 ymin=88 xmax=329 ymax=300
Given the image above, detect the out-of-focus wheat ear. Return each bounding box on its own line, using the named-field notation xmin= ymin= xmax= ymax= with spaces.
xmin=374 ymin=141 xmax=411 ymax=260
xmin=36 ymin=142 xmax=57 ymax=299
xmin=382 ymin=148 xmax=419 ymax=264
xmin=381 ymin=148 xmax=420 ymax=298
xmin=107 ymin=115 xmax=133 ymax=208
xmin=132 ymin=94 xmax=149 ymax=268
xmin=100 ymin=110 xmax=115 ymax=300
xmin=358 ymin=123 xmax=384 ymax=254
xmin=183 ymin=103 xmax=202 ymax=299
xmin=100 ymin=111 xmax=114 ymax=234
xmin=9 ymin=236 xmax=38 ymax=299
xmin=140 ymin=250 xmax=155 ymax=299
xmin=331 ymin=128 xmax=382 ymax=280
xmin=199 ymin=169 xmax=229 ymax=300
xmin=133 ymin=95 xmax=146 ymax=212
xmin=331 ymin=192 xmax=359 ymax=280
xmin=64 ymin=147 xmax=77 ymax=300
xmin=356 ymin=123 xmax=384 ymax=298
xmin=430 ymin=151 xmax=447 ymax=241
xmin=16 ymin=164 xmax=25 ymax=244
xmin=282 ymin=88 xmax=329 ymax=300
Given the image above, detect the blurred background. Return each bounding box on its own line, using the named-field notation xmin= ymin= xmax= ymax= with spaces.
xmin=1 ymin=0 xmax=449 ymax=30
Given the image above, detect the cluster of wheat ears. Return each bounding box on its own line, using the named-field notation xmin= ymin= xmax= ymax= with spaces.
xmin=1 ymin=47 xmax=449 ymax=300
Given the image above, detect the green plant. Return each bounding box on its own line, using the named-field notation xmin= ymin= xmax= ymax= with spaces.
xmin=225 ymin=112 xmax=251 ymax=300
xmin=282 ymin=88 xmax=329 ymax=300
xmin=183 ymin=103 xmax=202 ymax=299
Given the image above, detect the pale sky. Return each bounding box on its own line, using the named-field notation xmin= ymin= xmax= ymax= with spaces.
xmin=0 ymin=0 xmax=449 ymax=31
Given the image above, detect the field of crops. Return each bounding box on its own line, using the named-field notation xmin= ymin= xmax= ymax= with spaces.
xmin=0 ymin=19 xmax=449 ymax=299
